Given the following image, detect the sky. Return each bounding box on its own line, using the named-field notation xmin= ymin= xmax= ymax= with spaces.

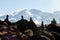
xmin=0 ymin=0 xmax=60 ymax=24
xmin=0 ymin=0 xmax=60 ymax=14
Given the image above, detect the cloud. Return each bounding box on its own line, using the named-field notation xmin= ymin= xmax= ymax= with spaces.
xmin=25 ymin=9 xmax=32 ymax=16
xmin=0 ymin=19 xmax=4 ymax=21
xmin=34 ymin=19 xmax=39 ymax=25
xmin=0 ymin=14 xmax=5 ymax=16
xmin=9 ymin=18 xmax=17 ymax=22
xmin=0 ymin=8 xmax=27 ymax=16
xmin=0 ymin=8 xmax=60 ymax=24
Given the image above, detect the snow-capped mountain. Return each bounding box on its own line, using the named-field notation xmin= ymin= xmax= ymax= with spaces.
xmin=0 ymin=9 xmax=60 ymax=24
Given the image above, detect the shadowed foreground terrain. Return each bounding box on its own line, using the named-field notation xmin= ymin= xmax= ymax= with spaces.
xmin=0 ymin=15 xmax=60 ymax=40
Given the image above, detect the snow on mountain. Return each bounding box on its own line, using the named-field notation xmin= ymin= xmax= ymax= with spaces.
xmin=0 ymin=9 xmax=60 ymax=24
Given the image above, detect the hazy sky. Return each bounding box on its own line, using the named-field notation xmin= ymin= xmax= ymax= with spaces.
xmin=0 ymin=0 xmax=60 ymax=14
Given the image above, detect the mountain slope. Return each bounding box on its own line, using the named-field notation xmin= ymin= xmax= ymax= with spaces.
xmin=0 ymin=9 xmax=60 ymax=24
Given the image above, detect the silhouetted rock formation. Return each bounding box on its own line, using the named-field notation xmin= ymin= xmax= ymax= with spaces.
xmin=16 ymin=16 xmax=29 ymax=32
xmin=0 ymin=15 xmax=60 ymax=40
xmin=40 ymin=21 xmax=44 ymax=30
xmin=48 ymin=18 xmax=60 ymax=34
xmin=16 ymin=16 xmax=37 ymax=36
xmin=4 ymin=15 xmax=11 ymax=26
